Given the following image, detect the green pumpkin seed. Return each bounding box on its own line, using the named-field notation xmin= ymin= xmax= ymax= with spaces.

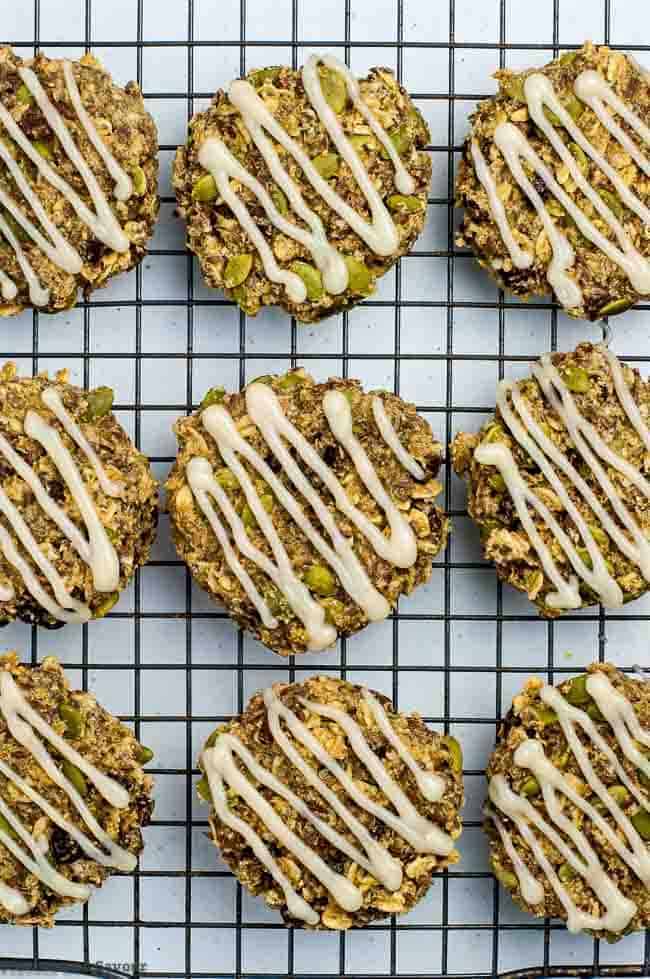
xmin=564 ymin=94 xmax=584 ymax=122
xmin=94 ymin=591 xmax=119 ymax=618
xmin=558 ymin=862 xmax=576 ymax=882
xmin=483 ymin=422 xmax=505 ymax=444
xmin=344 ymin=256 xmax=374 ymax=296
xmin=312 ymin=152 xmax=340 ymax=179
xmin=59 ymin=703 xmax=84 ymax=739
xmin=324 ymin=598 xmax=345 ymax=624
xmin=500 ymin=74 xmax=526 ymax=103
xmin=386 ymin=124 xmax=411 ymax=158
xmin=224 ymin=253 xmax=253 ymax=289
xmin=534 ymin=706 xmax=558 ymax=727
xmin=565 ymin=674 xmax=590 ymax=706
xmin=441 ymin=735 xmax=463 ymax=773
xmin=196 ymin=774 xmax=212 ymax=801
xmin=348 ymin=134 xmax=377 ymax=155
xmin=598 ymin=297 xmax=634 ymax=318
xmin=561 ymin=365 xmax=590 ymax=393
xmin=84 ymin=385 xmax=114 ymax=420
xmin=631 ymin=809 xmax=650 ymax=840
xmin=249 ymin=67 xmax=280 ymax=87
xmin=260 ymin=493 xmax=274 ymax=513
xmin=488 ymin=473 xmax=507 ymax=493
xmin=493 ymin=863 xmax=519 ymax=889
xmin=607 ymin=784 xmax=629 ymax=805
xmin=598 ymin=188 xmax=624 ymax=221
xmin=33 ymin=140 xmax=53 ymax=160
xmin=200 ymin=387 xmax=225 ymax=411
xmin=568 ymin=142 xmax=589 ymax=174
xmin=588 ymin=524 xmax=609 ymax=548
xmin=16 ymin=83 xmax=33 ymax=105
xmin=320 ymin=67 xmax=347 ymax=113
xmin=290 ymin=261 xmax=324 ymax=301
xmin=0 ymin=813 xmax=17 ymax=840
xmin=543 ymin=106 xmax=562 ymax=127
xmin=241 ymin=503 xmax=257 ymax=528
xmin=138 ymin=745 xmax=154 ymax=765
xmin=277 ymin=372 xmax=305 ymax=391
xmin=304 ymin=564 xmax=337 ymax=596
xmin=559 ymin=51 xmax=578 ymax=65
xmin=546 ymin=199 xmax=565 ymax=218
xmin=131 ymin=165 xmax=147 ymax=196
xmin=587 ymin=701 xmax=605 ymax=723
xmin=205 ymin=729 xmax=219 ymax=748
xmin=215 ymin=468 xmax=238 ymax=490
xmin=270 ymin=186 xmax=289 ymax=216
xmin=521 ymin=776 xmax=541 ymax=797
xmin=62 ymin=760 xmax=88 ymax=797
xmin=576 ymin=546 xmax=593 ymax=570
xmin=192 ymin=173 xmax=217 ymax=202
xmin=386 ymin=194 xmax=423 ymax=213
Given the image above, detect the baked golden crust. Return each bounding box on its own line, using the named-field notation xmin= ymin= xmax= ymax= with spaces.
xmin=486 ymin=663 xmax=650 ymax=940
xmin=166 ymin=369 xmax=449 ymax=655
xmin=455 ymin=43 xmax=650 ymax=320
xmin=0 ymin=362 xmax=158 ymax=627
xmin=173 ymin=64 xmax=431 ymax=322
xmin=199 ymin=675 xmax=463 ymax=928
xmin=451 ymin=343 xmax=650 ymax=616
xmin=0 ymin=48 xmax=159 ymax=315
xmin=0 ymin=652 xmax=154 ymax=927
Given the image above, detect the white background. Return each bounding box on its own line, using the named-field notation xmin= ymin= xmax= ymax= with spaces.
xmin=2 ymin=0 xmax=650 ymax=976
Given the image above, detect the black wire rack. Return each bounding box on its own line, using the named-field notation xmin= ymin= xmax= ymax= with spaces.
xmin=1 ymin=0 xmax=650 ymax=977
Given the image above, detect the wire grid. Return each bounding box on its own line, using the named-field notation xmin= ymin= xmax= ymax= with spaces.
xmin=2 ymin=0 xmax=650 ymax=976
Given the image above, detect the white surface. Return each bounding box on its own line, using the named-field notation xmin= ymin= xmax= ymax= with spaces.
xmin=1 ymin=0 xmax=650 ymax=976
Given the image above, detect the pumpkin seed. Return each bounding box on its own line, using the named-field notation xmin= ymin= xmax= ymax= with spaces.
xmin=277 ymin=372 xmax=305 ymax=391
xmin=598 ymin=188 xmax=624 ymax=221
xmin=62 ymin=760 xmax=88 ymax=797
xmin=84 ymin=385 xmax=114 ymax=420
xmin=483 ymin=422 xmax=505 ymax=444
xmin=196 ymin=774 xmax=212 ymax=801
xmin=59 ymin=703 xmax=84 ymax=739
xmin=534 ymin=706 xmax=558 ymax=727
xmin=304 ymin=564 xmax=337 ymax=596
xmin=386 ymin=194 xmax=422 ymax=213
xmin=500 ymin=74 xmax=526 ymax=103
xmin=323 ymin=598 xmax=345 ymax=624
xmin=270 ymin=186 xmax=289 ymax=216
xmin=224 ymin=253 xmax=253 ymax=289
xmin=561 ymin=364 xmax=590 ymax=393
xmin=131 ymin=165 xmax=147 ymax=196
xmin=598 ymin=297 xmax=634 ymax=318
xmin=521 ymin=776 xmax=541 ymax=797
xmin=260 ymin=493 xmax=274 ymax=513
xmin=205 ymin=729 xmax=219 ymax=748
xmin=241 ymin=503 xmax=257 ymax=528
xmin=312 ymin=152 xmax=340 ymax=179
xmin=564 ymin=94 xmax=584 ymax=122
xmin=94 ymin=591 xmax=119 ymax=618
xmin=607 ymin=784 xmax=629 ymax=805
xmin=576 ymin=546 xmax=593 ymax=570
xmin=200 ymin=386 xmax=226 ymax=410
xmin=138 ymin=746 xmax=154 ymax=765
xmin=250 ymin=67 xmax=280 ymax=87
xmin=488 ymin=473 xmax=507 ymax=493
xmin=192 ymin=173 xmax=217 ymax=202
xmin=587 ymin=701 xmax=605 ymax=723
xmin=568 ymin=142 xmax=588 ymax=174
xmin=387 ymin=124 xmax=411 ymax=158
xmin=588 ymin=524 xmax=609 ymax=549
xmin=290 ymin=261 xmax=324 ymax=301
xmin=631 ymin=809 xmax=650 ymax=840
xmin=320 ymin=68 xmax=347 ymax=113
xmin=441 ymin=735 xmax=463 ymax=773
xmin=215 ymin=468 xmax=238 ymax=490
xmin=558 ymin=862 xmax=576 ymax=882
xmin=16 ymin=83 xmax=32 ymax=105
xmin=0 ymin=813 xmax=17 ymax=840
xmin=344 ymin=256 xmax=374 ymax=296
xmin=543 ymin=106 xmax=562 ymax=127
xmin=559 ymin=51 xmax=578 ymax=65
xmin=33 ymin=140 xmax=53 ymax=160
xmin=348 ymin=134 xmax=377 ymax=155
xmin=493 ymin=863 xmax=519 ymax=889
xmin=565 ymin=673 xmax=590 ymax=706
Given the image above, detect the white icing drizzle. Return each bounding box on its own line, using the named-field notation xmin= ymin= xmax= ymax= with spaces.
xmin=488 ymin=671 xmax=650 ymax=933
xmin=0 ymin=61 xmax=132 ymax=306
xmin=0 ymin=269 xmax=18 ymax=302
xmin=475 ymin=346 xmax=650 ymax=610
xmin=475 ymin=69 xmax=650 ymax=309
xmin=484 ymin=805 xmax=545 ymax=905
xmin=0 ymin=670 xmax=135 ymax=914
xmin=0 ymin=387 xmax=121 ymax=621
xmin=187 ymin=382 xmax=421 ymax=648
xmin=201 ymin=684 xmax=452 ymax=924
xmin=197 ymin=54 xmax=413 ymax=301
xmin=371 ymin=397 xmax=425 ymax=480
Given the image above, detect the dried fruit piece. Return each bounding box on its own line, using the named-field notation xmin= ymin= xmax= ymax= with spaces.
xmin=224 ymin=254 xmax=253 ymax=289
xmin=290 ymin=261 xmax=324 ymax=301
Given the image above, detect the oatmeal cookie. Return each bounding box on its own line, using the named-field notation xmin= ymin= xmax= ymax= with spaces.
xmin=0 ymin=47 xmax=159 ymax=315
xmin=486 ymin=663 xmax=650 ymax=940
xmin=0 ymin=362 xmax=158 ymax=628
xmin=166 ymin=369 xmax=449 ymax=655
xmin=456 ymin=42 xmax=650 ymax=320
xmin=173 ymin=55 xmax=431 ymax=322
xmin=0 ymin=652 xmax=154 ymax=926
xmin=198 ymin=675 xmax=463 ymax=928
xmin=451 ymin=342 xmax=650 ymax=617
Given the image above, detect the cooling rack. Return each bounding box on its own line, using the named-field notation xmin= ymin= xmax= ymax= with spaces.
xmin=2 ymin=0 xmax=650 ymax=976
